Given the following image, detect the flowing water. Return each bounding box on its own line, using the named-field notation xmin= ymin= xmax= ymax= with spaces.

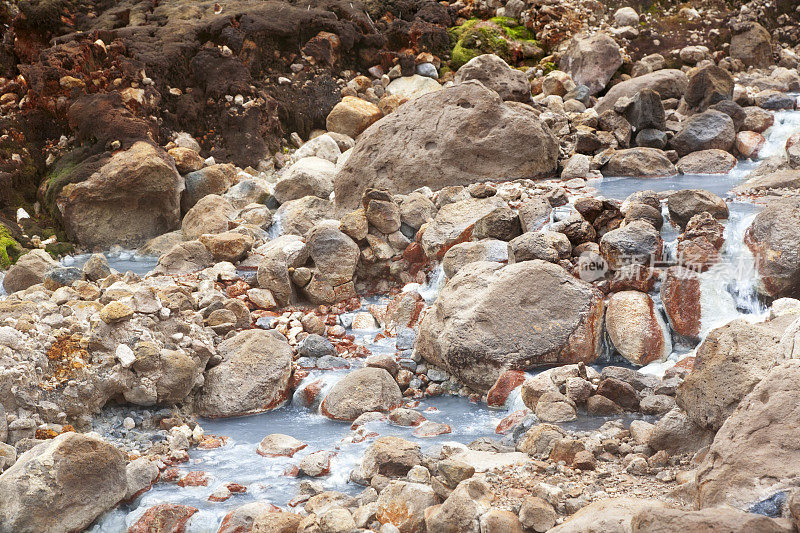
xmin=81 ymin=107 xmax=800 ymax=530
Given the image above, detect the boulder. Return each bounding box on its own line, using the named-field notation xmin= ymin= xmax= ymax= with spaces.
xmin=730 ymin=22 xmax=773 ymax=69
xmin=182 ymin=194 xmax=236 ymax=239
xmin=0 ymin=433 xmax=127 ymax=533
xmin=745 ymin=198 xmax=800 ymax=298
xmin=320 ymin=368 xmax=402 ymax=421
xmin=659 ymin=266 xmax=705 ymax=338
xmin=676 ymin=149 xmax=737 ymax=174
xmin=362 ymin=436 xmax=421 ymax=478
xmin=559 ymin=32 xmax=623 ymax=95
xmin=425 ymin=478 xmax=493 ymax=533
xmin=1 ymin=249 xmax=58 ymax=293
xmin=624 ymin=89 xmax=665 ymax=131
xmin=153 ymin=240 xmax=213 ymax=275
xmin=508 ymin=231 xmax=571 ymax=264
xmin=376 ymin=481 xmax=437 ymax=533
xmin=548 ymin=498 xmax=665 ymax=533
xmin=414 ymin=260 xmax=604 ymax=391
xmin=274 ymin=195 xmax=336 ymax=237
xmin=735 ymin=131 xmax=765 ymax=159
xmin=442 ymin=240 xmax=508 ymax=278
xmin=203 ymin=231 xmax=254 ymax=263
xmin=181 ymin=163 xmax=237 ymax=212
xmin=648 ymin=407 xmax=714 ymax=454
xmin=605 ymin=291 xmax=672 ymax=366
xmin=274 ymin=157 xmax=335 ymax=204
xmin=420 ymin=196 xmax=505 ymax=259
xmin=472 ymin=207 xmax=522 ymax=241
xmin=303 ymin=225 xmax=359 ymax=303
xmin=168 ymin=146 xmax=204 ymax=174
xmin=602 ymin=148 xmax=677 ymax=177
xmin=52 ymin=141 xmax=184 ymax=248
xmin=197 ymin=330 xmax=293 ymax=417
xmin=385 ymin=74 xmax=442 ymax=100
xmin=677 ymin=317 xmax=788 ymax=431
xmin=599 ymin=220 xmax=662 ymax=270
xmin=683 ymin=65 xmax=734 ymax=112
xmin=696 ymin=360 xmax=800 ymax=508
xmin=670 ymin=110 xmax=735 ymax=157
xmin=596 ymin=70 xmax=688 ymax=113
xmin=256 ymin=434 xmax=307 ymax=458
xmin=454 ymin=54 xmax=531 ymax=102
xmin=334 ymin=81 xmax=558 ymax=210
xmin=631 ymin=506 xmax=791 ymax=533
xmin=742 ymin=106 xmax=774 ymax=133
xmin=666 ymin=189 xmax=728 ymax=229
xmin=613 ymin=7 xmax=639 ymax=27
xmin=326 ymin=96 xmax=382 ymax=139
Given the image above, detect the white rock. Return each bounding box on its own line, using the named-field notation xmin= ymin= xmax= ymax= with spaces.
xmin=115 ymin=344 xmax=136 ymax=368
xmin=386 ymin=75 xmax=442 ymax=100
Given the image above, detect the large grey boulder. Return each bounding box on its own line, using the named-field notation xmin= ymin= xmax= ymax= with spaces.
xmin=596 ymin=69 xmax=688 ymax=113
xmin=53 ymin=141 xmax=184 ymax=248
xmin=683 ymin=65 xmax=734 ymax=112
xmin=1 ymin=249 xmax=58 ymax=293
xmin=745 ymin=198 xmax=800 ymax=299
xmin=677 ymin=317 xmax=789 ymax=431
xmin=274 ymin=157 xmax=335 ymax=204
xmin=559 ymin=32 xmax=622 ymax=95
xmin=0 ymin=433 xmax=127 ymax=533
xmin=197 ymin=329 xmax=293 ymax=417
xmin=320 ymin=368 xmax=402 ymax=421
xmin=730 ymin=22 xmax=773 ymax=69
xmin=602 ymin=148 xmax=677 ymax=178
xmin=454 ymin=54 xmax=531 ymax=102
xmin=334 ymin=81 xmax=558 ymax=210
xmin=414 ymin=260 xmax=604 ymax=391
xmin=670 ymin=110 xmax=735 ymax=157
xmin=695 ymin=360 xmax=800 ymax=509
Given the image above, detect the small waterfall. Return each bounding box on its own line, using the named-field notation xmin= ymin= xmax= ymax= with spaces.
xmin=758 ymin=107 xmax=800 ymax=159
xmin=266 ymin=212 xmax=284 ymax=240
xmin=417 ymin=263 xmax=445 ymax=304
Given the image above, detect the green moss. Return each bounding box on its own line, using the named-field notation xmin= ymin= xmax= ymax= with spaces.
xmin=489 ymin=16 xmax=537 ymax=41
xmin=0 ymin=226 xmax=22 ymax=268
xmin=45 ymin=241 xmax=74 ymax=258
xmin=43 ymin=158 xmax=79 ymax=214
xmin=449 ymin=18 xmax=539 ymax=70
xmin=541 ymin=61 xmax=557 ymax=74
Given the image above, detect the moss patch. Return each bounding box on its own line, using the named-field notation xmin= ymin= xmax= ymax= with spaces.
xmin=0 ymin=226 xmax=22 ymax=268
xmin=449 ymin=18 xmax=541 ymax=70
xmin=42 ymin=147 xmax=109 ymax=216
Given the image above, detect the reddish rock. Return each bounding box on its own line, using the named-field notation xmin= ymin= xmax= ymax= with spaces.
xmin=487 ymin=370 xmax=527 ymax=408
xmin=677 ymin=238 xmax=720 ymax=272
xmin=660 ymin=266 xmax=702 ymax=338
xmin=177 ymin=471 xmax=209 ymax=487
xmin=299 ymin=380 xmax=325 ymax=408
xmin=127 ymin=504 xmax=198 ymax=533
xmin=596 ymin=378 xmax=639 ymax=411
xmin=162 ymin=468 xmax=182 ymax=483
xmin=198 ymin=435 xmax=229 ymax=449
xmin=735 ymin=131 xmax=765 ymax=159
xmin=496 ymin=409 xmax=531 ymax=434
xmin=385 ymin=291 xmax=426 ymax=332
